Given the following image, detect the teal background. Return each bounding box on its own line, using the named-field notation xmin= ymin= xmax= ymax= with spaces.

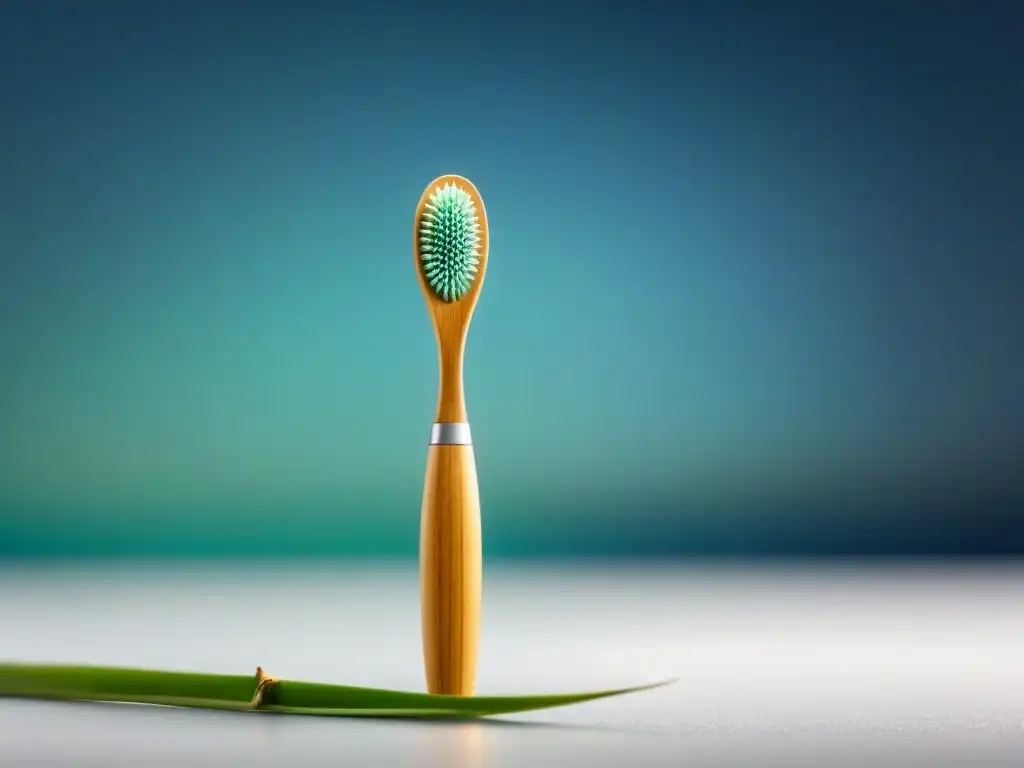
xmin=1 ymin=1 xmax=1021 ymax=557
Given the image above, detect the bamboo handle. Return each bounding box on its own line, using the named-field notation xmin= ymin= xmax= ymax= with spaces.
xmin=419 ymin=444 xmax=482 ymax=696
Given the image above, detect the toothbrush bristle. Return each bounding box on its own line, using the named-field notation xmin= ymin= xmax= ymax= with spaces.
xmin=418 ymin=182 xmax=481 ymax=302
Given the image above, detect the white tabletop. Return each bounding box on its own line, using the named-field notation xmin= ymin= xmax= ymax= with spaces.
xmin=1 ymin=561 xmax=1021 ymax=766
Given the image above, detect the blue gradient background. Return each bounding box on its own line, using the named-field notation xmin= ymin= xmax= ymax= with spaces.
xmin=1 ymin=1 xmax=1021 ymax=557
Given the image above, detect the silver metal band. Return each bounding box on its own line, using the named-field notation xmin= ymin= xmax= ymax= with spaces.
xmin=430 ymin=422 xmax=472 ymax=445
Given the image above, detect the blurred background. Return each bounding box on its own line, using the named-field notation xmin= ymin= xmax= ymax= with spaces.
xmin=1 ymin=0 xmax=1020 ymax=561
xmin=2 ymin=2 xmax=1023 ymax=765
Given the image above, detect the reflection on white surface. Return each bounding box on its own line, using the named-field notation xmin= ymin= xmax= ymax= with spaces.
xmin=1 ymin=560 xmax=1022 ymax=766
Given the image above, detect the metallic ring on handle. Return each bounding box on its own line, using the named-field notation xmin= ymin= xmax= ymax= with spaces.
xmin=430 ymin=422 xmax=473 ymax=446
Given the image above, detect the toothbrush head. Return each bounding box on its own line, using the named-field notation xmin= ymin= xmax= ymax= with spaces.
xmin=417 ymin=182 xmax=481 ymax=303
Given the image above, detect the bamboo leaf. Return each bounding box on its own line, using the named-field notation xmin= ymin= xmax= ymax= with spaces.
xmin=0 ymin=663 xmax=675 ymax=719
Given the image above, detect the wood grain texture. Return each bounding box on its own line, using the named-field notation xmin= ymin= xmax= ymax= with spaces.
xmin=413 ymin=174 xmax=489 ymax=423
xmin=419 ymin=445 xmax=482 ymax=696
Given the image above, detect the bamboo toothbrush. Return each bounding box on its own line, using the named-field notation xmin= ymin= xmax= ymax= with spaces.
xmin=413 ymin=174 xmax=488 ymax=696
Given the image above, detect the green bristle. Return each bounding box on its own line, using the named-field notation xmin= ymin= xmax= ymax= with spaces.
xmin=418 ymin=182 xmax=480 ymax=302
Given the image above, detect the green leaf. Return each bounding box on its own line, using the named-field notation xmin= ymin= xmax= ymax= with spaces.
xmin=0 ymin=662 xmax=675 ymax=719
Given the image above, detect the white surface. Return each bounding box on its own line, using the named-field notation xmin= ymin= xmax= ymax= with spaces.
xmin=1 ymin=561 xmax=1022 ymax=766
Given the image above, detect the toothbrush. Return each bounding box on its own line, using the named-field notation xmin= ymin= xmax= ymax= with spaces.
xmin=413 ymin=174 xmax=488 ymax=696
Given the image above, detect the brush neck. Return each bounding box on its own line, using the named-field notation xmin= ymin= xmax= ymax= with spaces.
xmin=434 ymin=336 xmax=468 ymax=423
